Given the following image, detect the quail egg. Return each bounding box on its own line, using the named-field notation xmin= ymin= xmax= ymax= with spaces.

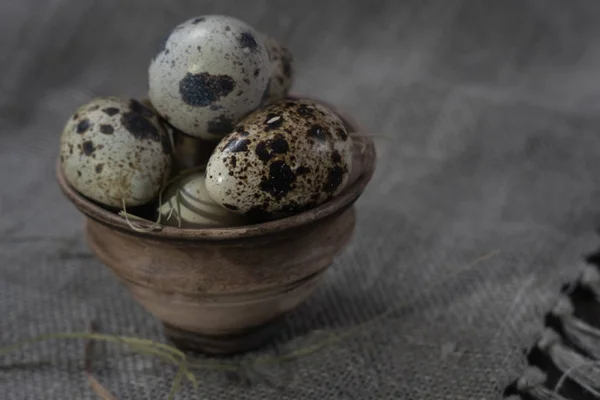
xmin=158 ymin=171 xmax=245 ymax=228
xmin=60 ymin=97 xmax=172 ymax=207
xmin=149 ymin=15 xmax=271 ymax=140
xmin=260 ymin=34 xmax=294 ymax=105
xmin=205 ymin=99 xmax=352 ymax=220
xmin=165 ymin=123 xmax=217 ymax=174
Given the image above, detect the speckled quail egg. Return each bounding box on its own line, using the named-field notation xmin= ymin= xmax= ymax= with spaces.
xmin=260 ymin=34 xmax=294 ymax=105
xmin=60 ymin=97 xmax=172 ymax=208
xmin=205 ymin=99 xmax=352 ymax=220
xmin=149 ymin=15 xmax=271 ymax=140
xmin=165 ymin=123 xmax=217 ymax=174
xmin=141 ymin=98 xmax=215 ymax=173
xmin=158 ymin=171 xmax=245 ymax=228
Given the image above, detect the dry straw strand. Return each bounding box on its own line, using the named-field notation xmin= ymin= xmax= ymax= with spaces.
xmin=84 ymin=323 xmax=119 ymax=400
xmin=119 ymin=165 xmax=209 ymax=231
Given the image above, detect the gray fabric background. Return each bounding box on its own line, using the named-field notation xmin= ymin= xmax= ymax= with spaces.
xmin=2 ymin=0 xmax=600 ymax=398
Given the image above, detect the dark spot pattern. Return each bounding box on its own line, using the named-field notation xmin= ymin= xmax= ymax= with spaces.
xmin=254 ymin=134 xmax=289 ymax=164
xmin=223 ymin=203 xmax=238 ymax=211
xmin=297 ymin=104 xmax=314 ymax=116
xmin=307 ymin=124 xmax=328 ymax=140
xmin=102 ymin=107 xmax=120 ymax=116
xmin=99 ymin=124 xmax=114 ymax=135
xmin=260 ymin=160 xmax=296 ymax=199
xmin=207 ymin=115 xmax=234 ymax=135
xmin=121 ymin=112 xmax=160 ymax=141
xmin=331 ymin=150 xmax=342 ymax=163
xmin=208 ymin=99 xmax=351 ymax=217
xmin=73 ymin=113 xmax=79 ymax=120
xmin=230 ymin=156 xmax=237 ymax=168
xmin=270 ymin=136 xmax=289 ymax=154
xmin=336 ymin=128 xmax=348 ymax=141
xmin=224 ymin=138 xmax=250 ymax=153
xmin=77 ymin=170 xmax=82 ymax=177
xmin=323 ymin=166 xmax=344 ymax=193
xmin=82 ymin=141 xmax=95 ymax=156
xmin=129 ymin=99 xmax=155 ymax=119
xmin=253 ymin=68 xmax=260 ymax=77
xmin=239 ymin=32 xmax=258 ymax=52
xmin=192 ymin=17 xmax=205 ymax=24
xmin=255 ymin=142 xmax=271 ymax=162
xmin=76 ymin=119 xmax=90 ymax=134
xmin=295 ymin=166 xmax=310 ymax=175
xmin=179 ymin=72 xmax=236 ymax=107
xmin=95 ymin=164 xmax=104 ymax=173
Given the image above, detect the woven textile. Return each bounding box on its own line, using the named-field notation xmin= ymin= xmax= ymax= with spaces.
xmin=2 ymin=1 xmax=600 ymax=399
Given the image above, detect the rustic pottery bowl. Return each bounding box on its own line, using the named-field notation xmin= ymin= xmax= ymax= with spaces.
xmin=56 ymin=107 xmax=376 ymax=355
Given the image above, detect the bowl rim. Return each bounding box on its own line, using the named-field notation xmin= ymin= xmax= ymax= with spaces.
xmin=56 ymin=100 xmax=376 ymax=241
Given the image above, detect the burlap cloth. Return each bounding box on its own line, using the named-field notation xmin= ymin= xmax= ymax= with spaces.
xmin=2 ymin=1 xmax=600 ymax=399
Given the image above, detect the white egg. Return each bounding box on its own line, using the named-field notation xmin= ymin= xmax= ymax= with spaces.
xmin=260 ymin=34 xmax=294 ymax=105
xmin=59 ymin=97 xmax=172 ymax=207
xmin=205 ymin=99 xmax=352 ymax=220
xmin=149 ymin=15 xmax=271 ymax=140
xmin=158 ymin=171 xmax=245 ymax=228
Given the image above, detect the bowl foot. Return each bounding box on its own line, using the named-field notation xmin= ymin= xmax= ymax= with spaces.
xmin=163 ymin=318 xmax=284 ymax=355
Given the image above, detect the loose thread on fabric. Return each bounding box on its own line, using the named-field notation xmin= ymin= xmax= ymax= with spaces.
xmin=536 ymin=330 xmax=600 ymax=397
xmin=517 ymin=367 xmax=568 ymax=400
xmin=552 ymin=296 xmax=600 ymax=360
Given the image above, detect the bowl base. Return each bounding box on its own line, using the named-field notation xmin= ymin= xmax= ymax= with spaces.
xmin=163 ymin=318 xmax=284 ymax=355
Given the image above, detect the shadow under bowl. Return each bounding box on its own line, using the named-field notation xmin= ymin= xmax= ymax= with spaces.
xmin=56 ymin=107 xmax=376 ymax=355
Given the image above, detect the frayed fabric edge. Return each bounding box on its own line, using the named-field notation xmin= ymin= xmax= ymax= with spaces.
xmin=506 ymin=261 xmax=600 ymax=400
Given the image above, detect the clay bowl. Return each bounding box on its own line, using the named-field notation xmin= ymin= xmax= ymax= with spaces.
xmin=56 ymin=108 xmax=376 ymax=355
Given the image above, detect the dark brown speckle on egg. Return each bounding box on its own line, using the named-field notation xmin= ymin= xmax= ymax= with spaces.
xmin=99 ymin=124 xmax=114 ymax=135
xmin=239 ymin=32 xmax=258 ymax=52
xmin=205 ymin=99 xmax=351 ymax=217
xmin=121 ymin=112 xmax=160 ymax=141
xmin=102 ymin=107 xmax=120 ymax=116
xmin=76 ymin=119 xmax=90 ymax=134
xmin=179 ymin=72 xmax=236 ymax=107
xmin=82 ymin=141 xmax=95 ymax=156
